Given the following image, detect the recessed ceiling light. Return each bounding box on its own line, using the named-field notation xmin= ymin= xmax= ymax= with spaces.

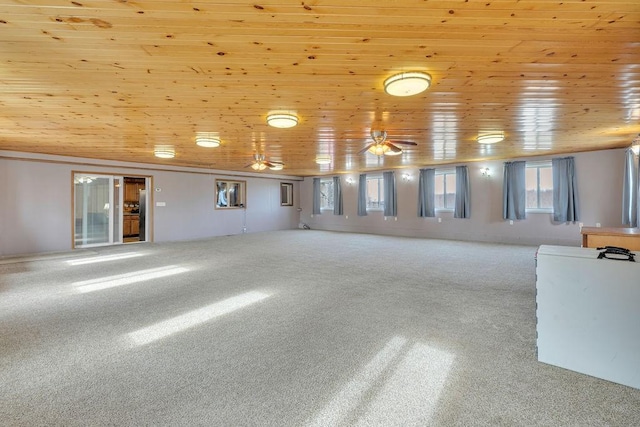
xmin=315 ymin=155 xmax=331 ymax=165
xmin=154 ymin=145 xmax=175 ymax=158
xmin=384 ymin=72 xmax=432 ymax=97
xmin=266 ymin=113 xmax=298 ymax=128
xmin=477 ymin=131 xmax=505 ymax=144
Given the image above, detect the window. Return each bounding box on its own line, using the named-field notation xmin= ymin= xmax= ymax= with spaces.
xmin=435 ymin=169 xmax=456 ymax=210
xmin=525 ymin=162 xmax=553 ymax=211
xmin=280 ymin=182 xmax=293 ymax=206
xmin=215 ymin=179 xmax=246 ymax=209
xmin=320 ymin=178 xmax=334 ymax=210
xmin=366 ymin=175 xmax=384 ymax=210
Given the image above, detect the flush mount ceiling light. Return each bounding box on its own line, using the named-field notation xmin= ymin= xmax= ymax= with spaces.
xmin=384 ymin=72 xmax=432 ymax=97
xmin=266 ymin=113 xmax=298 ymax=128
xmin=154 ymin=145 xmax=175 ymax=159
xmin=195 ymin=134 xmax=221 ymax=148
xmin=315 ymin=155 xmax=331 ymax=165
xmin=477 ymin=131 xmax=505 ymax=145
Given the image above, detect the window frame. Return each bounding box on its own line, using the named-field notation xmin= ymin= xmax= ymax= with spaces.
xmin=215 ymin=179 xmax=246 ymax=209
xmin=525 ymin=161 xmax=553 ymax=213
xmin=280 ymin=182 xmax=293 ymax=206
xmin=365 ymin=174 xmax=385 ymax=211
xmin=435 ymin=168 xmax=456 ymax=212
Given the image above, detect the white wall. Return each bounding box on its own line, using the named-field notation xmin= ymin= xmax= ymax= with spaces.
xmin=0 ymin=154 xmax=301 ymax=257
xmin=300 ymin=149 xmax=626 ymax=247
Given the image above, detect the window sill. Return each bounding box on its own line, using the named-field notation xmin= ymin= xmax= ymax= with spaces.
xmin=435 ymin=208 xmax=454 ymax=213
xmin=526 ymin=209 xmax=553 ymax=214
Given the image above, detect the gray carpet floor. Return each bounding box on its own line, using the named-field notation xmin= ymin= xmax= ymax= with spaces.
xmin=1 ymin=230 xmax=639 ymax=426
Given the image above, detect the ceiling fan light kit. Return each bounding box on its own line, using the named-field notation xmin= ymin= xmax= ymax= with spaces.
xmin=154 ymin=145 xmax=175 ymax=159
xmin=360 ymin=129 xmax=418 ymax=156
xmin=368 ymin=144 xmax=389 ymax=156
xmin=477 ymin=131 xmax=505 ymax=144
xmin=384 ymin=72 xmax=432 ymax=97
xmin=247 ymin=153 xmax=284 ymax=171
xmin=266 ymin=113 xmax=298 ymax=128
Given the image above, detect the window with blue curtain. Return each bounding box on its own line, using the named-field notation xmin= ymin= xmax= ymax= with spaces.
xmin=332 ymin=176 xmax=343 ymax=215
xmin=312 ymin=177 xmax=321 ymax=215
xmin=418 ymin=168 xmax=436 ymax=217
xmin=454 ymin=165 xmax=470 ymax=218
xmin=383 ymin=171 xmax=397 ymax=217
xmin=622 ymin=148 xmax=639 ymax=227
xmin=503 ymin=161 xmax=526 ymax=220
xmin=552 ymin=156 xmax=579 ymax=222
xmin=357 ymin=174 xmax=368 ymax=216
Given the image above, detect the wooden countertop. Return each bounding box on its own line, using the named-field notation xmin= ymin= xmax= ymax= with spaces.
xmin=580 ymin=227 xmax=640 ymax=236
xmin=581 ymin=226 xmax=640 ymax=250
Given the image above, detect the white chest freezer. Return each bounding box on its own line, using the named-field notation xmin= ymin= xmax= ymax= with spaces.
xmin=536 ymin=245 xmax=640 ymax=390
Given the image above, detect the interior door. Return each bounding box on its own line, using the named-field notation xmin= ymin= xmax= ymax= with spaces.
xmin=74 ymin=173 xmax=116 ymax=248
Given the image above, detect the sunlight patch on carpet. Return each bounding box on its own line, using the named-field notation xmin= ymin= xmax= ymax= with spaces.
xmin=306 ymin=336 xmax=408 ymax=427
xmin=354 ymin=342 xmax=455 ymax=426
xmin=306 ymin=336 xmax=454 ymax=426
xmin=67 ymin=252 xmax=145 ymax=266
xmin=72 ymin=265 xmax=188 ymax=293
xmin=126 ymin=290 xmax=271 ymax=346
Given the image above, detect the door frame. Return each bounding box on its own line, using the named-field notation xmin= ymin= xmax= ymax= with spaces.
xmin=72 ymin=171 xmax=153 ymax=249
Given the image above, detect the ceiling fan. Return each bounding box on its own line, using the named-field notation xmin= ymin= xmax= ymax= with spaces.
xmin=245 ymin=153 xmax=284 ymax=171
xmin=358 ymin=130 xmax=417 ymax=156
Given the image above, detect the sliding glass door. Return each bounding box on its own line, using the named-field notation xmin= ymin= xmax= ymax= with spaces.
xmin=74 ymin=173 xmax=123 ymax=248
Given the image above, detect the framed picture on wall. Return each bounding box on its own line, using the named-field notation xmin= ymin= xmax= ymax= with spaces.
xmin=280 ymin=183 xmax=293 ymax=206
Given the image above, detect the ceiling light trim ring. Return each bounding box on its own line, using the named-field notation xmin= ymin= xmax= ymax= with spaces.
xmin=195 ymin=136 xmax=221 ymax=148
xmin=154 ymin=146 xmax=176 ymax=159
xmin=266 ymin=113 xmax=299 ymax=128
xmin=477 ymin=132 xmax=505 ymax=145
xmin=315 ymin=155 xmax=332 ymax=165
xmin=384 ymin=72 xmax=432 ymax=97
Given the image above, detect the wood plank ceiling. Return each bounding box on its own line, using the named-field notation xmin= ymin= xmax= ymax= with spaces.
xmin=1 ymin=0 xmax=639 ymax=176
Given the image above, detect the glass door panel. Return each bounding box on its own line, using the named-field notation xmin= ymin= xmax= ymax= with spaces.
xmin=74 ymin=174 xmax=113 ymax=248
xmin=113 ymin=177 xmax=123 ymax=244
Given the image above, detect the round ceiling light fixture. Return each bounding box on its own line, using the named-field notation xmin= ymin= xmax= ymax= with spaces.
xmin=154 ymin=145 xmax=175 ymax=159
xmin=195 ymin=134 xmax=221 ymax=148
xmin=266 ymin=113 xmax=299 ymax=128
xmin=476 ymin=131 xmax=505 ymax=145
xmin=384 ymin=72 xmax=432 ymax=97
xmin=315 ymin=155 xmax=332 ymax=165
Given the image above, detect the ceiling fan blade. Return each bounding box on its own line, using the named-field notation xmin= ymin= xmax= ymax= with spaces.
xmin=388 ymin=139 xmax=418 ymax=146
xmin=358 ymin=143 xmax=375 ymax=154
xmin=386 ymin=143 xmax=403 ymax=154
